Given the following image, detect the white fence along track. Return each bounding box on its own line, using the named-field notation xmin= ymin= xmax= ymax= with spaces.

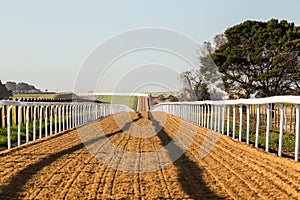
xmin=151 ymin=96 xmax=300 ymax=161
xmin=0 ymin=100 xmax=133 ymax=149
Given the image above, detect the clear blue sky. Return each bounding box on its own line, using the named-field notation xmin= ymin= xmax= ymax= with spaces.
xmin=1 ymin=0 xmax=300 ymax=93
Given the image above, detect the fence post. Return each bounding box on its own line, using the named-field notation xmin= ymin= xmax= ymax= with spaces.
xmin=82 ymin=104 xmax=85 ymax=124
xmin=45 ymin=106 xmax=48 ymax=137
xmin=81 ymin=104 xmax=84 ymax=125
xmin=227 ymin=105 xmax=230 ymax=136
xmin=203 ymin=104 xmax=207 ymax=128
xmin=210 ymin=105 xmax=214 ymax=130
xmin=75 ymin=104 xmax=78 ymax=126
xmin=265 ymin=104 xmax=270 ymax=152
xmin=194 ymin=104 xmax=196 ymax=125
xmin=196 ymin=104 xmax=199 ymax=125
xmin=39 ymin=106 xmax=43 ymax=139
xmin=7 ymin=105 xmax=13 ymax=149
xmin=278 ymin=103 xmax=284 ymax=157
xmin=66 ymin=105 xmax=69 ymax=129
xmin=207 ymin=105 xmax=210 ymax=129
xmin=295 ymin=104 xmax=299 ymax=161
xmin=14 ymin=105 xmax=17 ymax=128
xmin=85 ymin=104 xmax=88 ymax=123
xmin=55 ymin=106 xmax=58 ymax=133
xmin=255 ymin=105 xmax=260 ymax=148
xmin=239 ymin=105 xmax=243 ymax=142
xmin=217 ymin=106 xmax=221 ymax=133
xmin=232 ymin=105 xmax=236 ymax=139
xmin=214 ymin=105 xmax=218 ymax=131
xmin=21 ymin=105 xmax=25 ymax=124
xmin=195 ymin=105 xmax=198 ymax=125
xmin=221 ymin=105 xmax=225 ymax=134
xmin=72 ymin=104 xmax=75 ymax=126
xmin=62 ymin=105 xmax=65 ymax=131
xmin=50 ymin=106 xmax=53 ymax=135
xmin=71 ymin=105 xmax=74 ymax=128
xmin=4 ymin=105 xmax=8 ymax=128
xmin=58 ymin=106 xmax=62 ymax=132
xmin=79 ymin=104 xmax=82 ymax=125
xmin=202 ymin=104 xmax=204 ymax=126
xmin=77 ymin=105 xmax=80 ymax=126
xmin=33 ymin=106 xmax=37 ymax=141
xmin=26 ymin=106 xmax=30 ymax=143
xmin=246 ymin=105 xmax=250 ymax=144
xmin=0 ymin=106 xmax=2 ymax=128
xmin=17 ymin=106 xmax=22 ymax=146
xmin=89 ymin=104 xmax=92 ymax=122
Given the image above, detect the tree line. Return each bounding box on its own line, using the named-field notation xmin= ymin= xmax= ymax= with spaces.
xmin=0 ymin=80 xmax=43 ymax=100
xmin=5 ymin=81 xmax=41 ymax=94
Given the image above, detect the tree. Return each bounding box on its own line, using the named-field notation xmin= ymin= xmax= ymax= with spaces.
xmin=16 ymin=82 xmax=35 ymax=91
xmin=179 ymin=70 xmax=203 ymax=101
xmin=179 ymin=34 xmax=227 ymax=101
xmin=211 ymin=19 xmax=300 ymax=98
xmin=0 ymin=80 xmax=11 ymax=99
xmin=197 ymin=82 xmax=210 ymax=100
xmin=198 ymin=34 xmax=226 ymax=89
xmin=6 ymin=81 xmax=41 ymax=93
xmin=5 ymin=81 xmax=16 ymax=91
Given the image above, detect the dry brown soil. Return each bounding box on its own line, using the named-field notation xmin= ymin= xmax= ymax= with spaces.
xmin=137 ymin=96 xmax=149 ymax=112
xmin=0 ymin=112 xmax=300 ymax=199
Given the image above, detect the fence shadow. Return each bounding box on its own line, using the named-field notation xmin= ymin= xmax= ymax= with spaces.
xmin=0 ymin=112 xmax=225 ymax=199
xmin=0 ymin=130 xmax=128 ymax=198
xmin=0 ymin=112 xmax=144 ymax=199
xmin=149 ymin=112 xmax=224 ymax=199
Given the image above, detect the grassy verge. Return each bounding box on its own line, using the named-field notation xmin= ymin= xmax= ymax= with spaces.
xmin=0 ymin=116 xmax=67 ymax=147
xmin=96 ymin=95 xmax=138 ymax=111
xmin=189 ymin=112 xmax=296 ymax=154
xmin=223 ymin=119 xmax=296 ymax=153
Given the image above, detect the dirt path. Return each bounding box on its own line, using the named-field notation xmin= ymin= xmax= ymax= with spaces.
xmin=0 ymin=112 xmax=300 ymax=199
xmin=137 ymin=96 xmax=149 ymax=112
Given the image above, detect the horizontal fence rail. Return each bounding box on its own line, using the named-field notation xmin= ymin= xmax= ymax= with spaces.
xmin=151 ymin=96 xmax=300 ymax=161
xmin=0 ymin=100 xmax=133 ymax=149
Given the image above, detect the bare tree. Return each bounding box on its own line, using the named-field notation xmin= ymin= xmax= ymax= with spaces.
xmin=179 ymin=34 xmax=227 ymax=101
xmin=179 ymin=70 xmax=212 ymax=101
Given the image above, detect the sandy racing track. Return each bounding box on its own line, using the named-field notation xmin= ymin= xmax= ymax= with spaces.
xmin=0 ymin=111 xmax=300 ymax=199
xmin=137 ymin=96 xmax=149 ymax=112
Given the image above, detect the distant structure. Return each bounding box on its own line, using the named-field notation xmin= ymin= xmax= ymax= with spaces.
xmin=209 ymin=87 xmax=227 ymax=100
xmin=53 ymin=92 xmax=80 ymax=100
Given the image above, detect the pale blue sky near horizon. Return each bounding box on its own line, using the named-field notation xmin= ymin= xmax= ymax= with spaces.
xmin=1 ymin=0 xmax=300 ymax=93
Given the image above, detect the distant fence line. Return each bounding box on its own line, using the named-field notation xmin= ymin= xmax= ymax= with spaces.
xmin=151 ymin=96 xmax=300 ymax=161
xmin=0 ymin=98 xmax=105 ymax=128
xmin=0 ymin=100 xmax=133 ymax=149
xmin=12 ymin=97 xmax=103 ymax=103
xmin=78 ymin=92 xmax=149 ymax=97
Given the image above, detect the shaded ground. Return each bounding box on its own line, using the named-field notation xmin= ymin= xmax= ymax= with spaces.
xmin=0 ymin=112 xmax=300 ymax=199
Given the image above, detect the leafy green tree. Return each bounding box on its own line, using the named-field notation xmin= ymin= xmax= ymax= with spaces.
xmin=211 ymin=19 xmax=300 ymax=98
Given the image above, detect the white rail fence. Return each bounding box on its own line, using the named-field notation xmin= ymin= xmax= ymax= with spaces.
xmin=151 ymin=96 xmax=300 ymax=161
xmin=0 ymin=100 xmax=133 ymax=149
